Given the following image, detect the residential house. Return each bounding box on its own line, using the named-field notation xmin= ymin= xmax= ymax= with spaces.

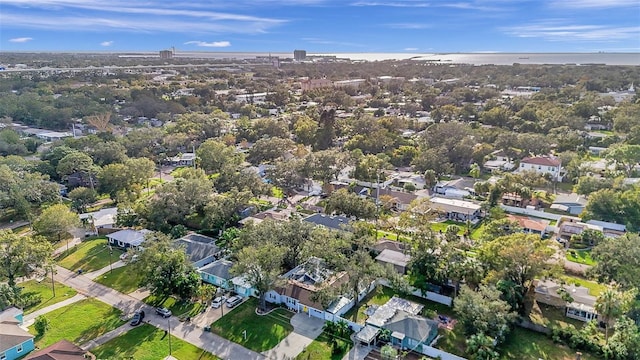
xmin=506 ymin=214 xmax=550 ymax=237
xmin=585 ymin=220 xmax=626 ymax=238
xmin=550 ymin=194 xmax=588 ymax=216
xmin=429 ymin=197 xmax=482 ymax=222
xmin=432 ymin=178 xmax=475 ymax=199
xmin=106 ymin=229 xmax=151 ymax=249
xmin=0 ymin=307 xmax=35 ymax=360
xmin=175 ymin=233 xmax=222 ymax=268
xmin=357 ymin=187 xmax=418 ymax=211
xmin=483 ymin=150 xmax=516 ymax=172
xmin=25 ymin=340 xmax=95 ymax=360
xmin=535 ymin=280 xmax=598 ymax=322
xmin=519 ymin=156 xmax=562 ymax=181
xmin=199 ymin=259 xmax=259 ymax=297
xmin=559 ymin=221 xmax=603 ymax=240
xmin=168 ymin=153 xmax=196 ymax=167
xmin=302 ymin=213 xmax=352 ymax=232
xmin=79 ymin=207 xmax=118 ymax=234
xmin=238 ymin=208 xmax=291 ymax=226
xmin=375 ymin=249 xmax=411 ymax=274
xmin=265 ymin=257 xmax=353 ymax=320
xmin=354 ymin=297 xmax=439 ymax=352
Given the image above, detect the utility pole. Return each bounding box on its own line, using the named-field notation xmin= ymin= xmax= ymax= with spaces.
xmin=50 ymin=266 xmax=55 ymax=297
xmin=108 ymin=246 xmax=113 ymax=273
xmin=168 ymin=318 xmax=172 ymax=355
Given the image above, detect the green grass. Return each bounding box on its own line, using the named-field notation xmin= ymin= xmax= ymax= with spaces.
xmin=296 ymin=330 xmax=353 ymax=360
xmin=566 ymin=249 xmax=597 ymax=266
xmin=210 ymin=297 xmax=294 ymax=352
xmin=430 ymin=220 xmax=466 ymax=235
xmin=144 ymin=294 xmax=205 ymax=318
xmin=272 ymin=186 xmax=284 ymax=199
xmin=562 ymin=275 xmax=607 ymax=297
xmin=500 ymin=327 xmax=599 ymax=360
xmin=19 ymin=278 xmax=77 ymax=314
xmin=470 ymin=222 xmax=487 ymax=241
xmin=92 ymin=324 xmax=219 ymax=360
xmin=376 ymin=229 xmax=411 ymax=242
xmin=94 ymin=265 xmax=142 ymax=294
xmin=29 ymin=298 xmax=125 ymax=348
xmin=343 ymin=286 xmax=455 ymax=324
xmin=527 ymin=301 xmax=586 ymax=330
xmin=57 ymin=238 xmax=124 ymax=272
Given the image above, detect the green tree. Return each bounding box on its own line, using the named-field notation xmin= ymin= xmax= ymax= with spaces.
xmin=466 ymin=333 xmax=500 ymax=360
xmin=423 ymin=169 xmax=438 ymax=190
xmin=68 ymin=186 xmax=97 ymax=212
xmin=604 ymin=316 xmax=640 ymax=360
xmin=325 ymin=188 xmax=377 ymax=220
xmin=0 ymin=230 xmax=53 ymax=286
xmin=606 ymin=144 xmax=640 ymax=177
xmin=342 ymin=250 xmax=383 ymax=318
xmin=596 ymin=286 xmax=633 ymax=344
xmin=247 ymin=137 xmax=295 ymax=165
xmin=232 ymin=243 xmax=286 ymax=311
xmin=33 ymin=204 xmax=79 ymax=244
xmin=56 ymin=151 xmax=95 ymax=179
xmin=454 ymin=285 xmax=516 ymax=341
xmin=469 ymin=163 xmax=481 ymax=179
xmin=590 ymin=233 xmax=640 ymax=289
xmin=197 ymin=139 xmax=243 ymax=174
xmin=34 ymin=316 xmax=50 ymax=337
xmin=293 ymin=115 xmax=318 ymax=146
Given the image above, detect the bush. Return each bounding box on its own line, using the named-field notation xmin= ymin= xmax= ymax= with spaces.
xmin=34 ymin=316 xmax=49 ymax=336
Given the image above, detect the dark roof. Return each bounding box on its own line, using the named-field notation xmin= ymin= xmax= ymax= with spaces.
xmin=174 ymin=238 xmax=220 ymax=264
xmin=374 ymin=239 xmax=409 ymax=253
xmin=25 ymin=340 xmax=91 ymax=360
xmin=180 ymin=233 xmax=215 ymax=244
xmin=303 ymin=214 xmax=351 ymax=231
xmin=521 ymin=156 xmax=561 ymax=167
xmin=199 ymin=259 xmax=233 ymax=280
xmin=384 ymin=310 xmax=439 ymax=344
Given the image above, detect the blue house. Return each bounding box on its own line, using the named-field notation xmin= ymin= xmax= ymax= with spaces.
xmin=198 ymin=259 xmax=258 ymax=298
xmin=0 ymin=307 xmax=35 ymax=360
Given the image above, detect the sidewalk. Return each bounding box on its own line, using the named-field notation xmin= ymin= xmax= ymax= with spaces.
xmin=84 ymin=260 xmax=126 ymax=280
xmin=53 ymin=265 xmax=265 ymax=360
xmin=262 ymin=313 xmax=324 ymax=360
xmin=81 ymin=322 xmax=134 ymax=350
xmin=22 ymin=294 xmax=87 ymax=327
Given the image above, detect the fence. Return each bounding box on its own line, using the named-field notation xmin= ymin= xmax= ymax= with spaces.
xmin=500 ymin=205 xmax=565 ymax=221
xmin=421 ymin=345 xmax=468 ymax=360
xmin=377 ymin=279 xmax=454 ymax=306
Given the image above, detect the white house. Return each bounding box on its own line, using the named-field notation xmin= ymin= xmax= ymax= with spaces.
xmin=106 ymin=229 xmax=151 ymax=249
xmin=519 ymin=156 xmax=562 ymax=181
xmin=79 ymin=207 xmax=118 ymax=234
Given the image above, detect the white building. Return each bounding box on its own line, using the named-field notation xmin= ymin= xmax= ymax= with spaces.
xmin=519 ymin=156 xmax=562 ymax=181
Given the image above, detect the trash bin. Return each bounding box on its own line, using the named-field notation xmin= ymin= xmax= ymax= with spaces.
xmin=204 ymin=326 xmax=211 ymax=332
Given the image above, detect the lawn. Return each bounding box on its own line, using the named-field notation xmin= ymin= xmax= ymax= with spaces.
xmin=562 ymin=276 xmax=607 ymax=297
xmin=343 ymin=286 xmax=455 ymax=324
xmin=527 ymin=301 xmax=585 ymax=330
xmin=94 ymin=265 xmax=142 ymax=294
xmin=57 ymin=237 xmax=124 ymax=272
xmin=19 ymin=278 xmax=77 ymax=314
xmin=144 ymin=294 xmax=205 ymax=318
xmin=430 ymin=220 xmax=466 ymax=234
xmin=469 ymin=222 xmax=487 ymax=241
xmin=566 ymin=249 xmax=596 ymax=266
xmin=92 ymin=324 xmax=219 ymax=360
xmin=500 ymin=327 xmax=599 ymax=360
xmin=29 ymin=298 xmax=125 ymax=348
xmin=296 ymin=330 xmax=352 ymax=360
xmin=376 ymin=229 xmax=411 ymax=242
xmin=210 ymin=297 xmax=294 ymax=352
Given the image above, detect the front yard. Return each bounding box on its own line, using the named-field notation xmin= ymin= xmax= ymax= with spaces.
xmin=296 ymin=329 xmax=352 ymax=360
xmin=144 ymin=294 xmax=205 ymax=318
xmin=94 ymin=265 xmax=142 ymax=294
xmin=28 ymin=298 xmax=125 ymax=348
xmin=210 ymin=297 xmax=294 ymax=352
xmin=57 ymin=237 xmax=124 ymax=272
xmin=19 ymin=278 xmax=77 ymax=314
xmin=92 ymin=324 xmax=219 ymax=360
xmin=565 ymin=249 xmax=596 ymax=266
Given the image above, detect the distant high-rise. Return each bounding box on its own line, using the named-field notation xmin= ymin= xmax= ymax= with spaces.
xmin=159 ymin=49 xmax=174 ymax=59
xmin=294 ymin=50 xmax=307 ymax=61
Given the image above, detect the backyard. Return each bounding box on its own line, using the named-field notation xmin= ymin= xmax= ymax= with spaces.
xmin=92 ymin=324 xmax=219 ymax=360
xmin=526 ymin=301 xmax=585 ymax=329
xmin=566 ymin=249 xmax=596 ymax=266
xmin=144 ymin=294 xmax=205 ymax=319
xmin=94 ymin=265 xmax=142 ymax=294
xmin=296 ymin=329 xmax=352 ymax=360
xmin=342 ymin=286 xmax=454 ymax=324
xmin=500 ymin=327 xmax=599 ymax=360
xmin=562 ymin=275 xmax=607 ymax=296
xmin=210 ymin=298 xmax=294 ymax=352
xmin=19 ymin=278 xmax=77 ymax=314
xmin=57 ymin=237 xmax=124 ymax=272
xmin=430 ymin=220 xmax=467 ymax=235
xmin=28 ymin=298 xmax=125 ymax=348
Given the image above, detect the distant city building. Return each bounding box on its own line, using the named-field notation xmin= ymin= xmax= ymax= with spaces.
xmin=294 ymin=49 xmax=307 ymax=61
xmin=300 ymin=78 xmax=333 ymax=91
xmin=159 ymin=49 xmax=174 ymax=59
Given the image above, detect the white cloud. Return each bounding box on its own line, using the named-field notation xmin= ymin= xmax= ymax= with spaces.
xmin=404 ymin=47 xmax=419 ymax=51
xmin=100 ymin=40 xmax=113 ymax=46
xmin=551 ymin=0 xmax=638 ymax=8
xmin=503 ymin=21 xmax=640 ymax=42
xmin=9 ymin=37 xmax=33 ymax=43
xmin=184 ymin=40 xmax=231 ymax=47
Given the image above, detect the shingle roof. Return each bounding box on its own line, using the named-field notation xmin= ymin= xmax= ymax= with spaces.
xmin=199 ymin=259 xmax=233 ymax=280
xmin=303 ymin=214 xmax=351 ymax=231
xmin=25 ymin=339 xmax=90 ymax=360
xmin=106 ymin=229 xmax=151 ymax=247
xmin=174 ymin=237 xmax=220 ymax=264
xmin=375 ymin=249 xmax=411 ymax=268
xmin=521 ymin=156 xmax=561 ymax=167
xmin=384 ymin=310 xmax=439 ymax=344
xmin=0 ymin=319 xmax=33 ymax=352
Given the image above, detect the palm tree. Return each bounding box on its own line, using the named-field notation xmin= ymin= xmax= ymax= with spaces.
xmin=595 ymin=287 xmax=624 ymax=344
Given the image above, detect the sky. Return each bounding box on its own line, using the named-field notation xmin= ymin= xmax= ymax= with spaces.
xmin=0 ymin=0 xmax=639 ymax=53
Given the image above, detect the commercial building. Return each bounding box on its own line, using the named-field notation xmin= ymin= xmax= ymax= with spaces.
xmin=294 ymin=49 xmax=307 ymax=61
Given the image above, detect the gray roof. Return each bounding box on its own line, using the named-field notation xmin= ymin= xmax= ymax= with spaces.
xmin=535 ymin=279 xmax=596 ymax=307
xmin=366 ymin=296 xmax=424 ymax=328
xmin=180 ymin=233 xmax=216 ymax=244
xmin=79 ymin=207 xmax=118 ymax=227
xmin=384 ymin=310 xmax=438 ymax=343
xmin=354 ymin=325 xmax=380 ymax=343
xmin=106 ymin=229 xmax=151 ymax=247
xmin=375 ymin=249 xmax=411 ymax=268
xmin=199 ymin=259 xmax=233 ymax=280
xmin=174 ymin=237 xmax=220 ymax=264
xmin=303 ymin=214 xmax=351 ymax=231
xmin=0 ymin=308 xmax=33 ymax=352
xmin=585 ymin=220 xmax=626 ymax=232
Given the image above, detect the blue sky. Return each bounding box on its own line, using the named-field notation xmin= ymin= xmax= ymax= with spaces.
xmin=1 ymin=0 xmax=639 ymax=53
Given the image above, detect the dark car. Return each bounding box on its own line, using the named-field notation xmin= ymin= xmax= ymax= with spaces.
xmin=155 ymin=307 xmax=172 ymax=318
xmin=130 ymin=310 xmax=145 ymax=326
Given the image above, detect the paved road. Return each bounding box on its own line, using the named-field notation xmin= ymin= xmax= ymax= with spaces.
xmin=262 ymin=313 xmax=324 ymax=360
xmin=53 ymin=265 xmax=265 ymax=360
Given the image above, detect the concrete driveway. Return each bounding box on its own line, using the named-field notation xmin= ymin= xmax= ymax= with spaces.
xmin=262 ymin=313 xmax=325 ymax=360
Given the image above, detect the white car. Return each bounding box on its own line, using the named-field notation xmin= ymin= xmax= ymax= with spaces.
xmin=225 ymin=296 xmax=242 ymax=308
xmin=211 ymin=296 xmax=226 ymax=309
xmin=119 ymin=253 xmax=128 ymax=261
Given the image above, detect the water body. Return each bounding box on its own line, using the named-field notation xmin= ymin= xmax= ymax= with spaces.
xmin=167 ymin=51 xmax=639 ymax=66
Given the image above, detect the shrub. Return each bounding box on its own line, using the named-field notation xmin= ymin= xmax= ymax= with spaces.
xmin=34 ymin=316 xmax=49 ymax=336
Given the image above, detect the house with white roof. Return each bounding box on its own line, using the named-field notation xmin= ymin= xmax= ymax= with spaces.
xmin=79 ymin=207 xmax=118 ymax=234
xmin=429 ymin=197 xmax=482 ymax=222
xmin=106 ymin=229 xmax=151 ymax=249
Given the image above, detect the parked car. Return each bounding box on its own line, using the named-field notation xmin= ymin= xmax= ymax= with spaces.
xmin=155 ymin=307 xmax=172 ymax=318
xmin=119 ymin=253 xmax=128 ymax=260
xmin=225 ymin=295 xmax=242 ymax=308
xmin=130 ymin=310 xmax=145 ymax=326
xmin=211 ymin=296 xmax=226 ymax=309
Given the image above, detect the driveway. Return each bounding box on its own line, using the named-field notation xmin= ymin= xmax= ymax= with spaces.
xmin=53 ymin=265 xmax=265 ymax=360
xmin=262 ymin=313 xmax=325 ymax=360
